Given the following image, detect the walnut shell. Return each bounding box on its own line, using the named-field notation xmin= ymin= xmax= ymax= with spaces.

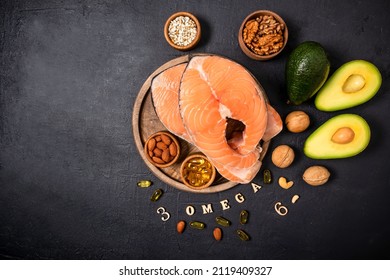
xmin=285 ymin=111 xmax=310 ymax=133
xmin=271 ymin=145 xmax=295 ymax=168
xmin=303 ymin=166 xmax=330 ymax=186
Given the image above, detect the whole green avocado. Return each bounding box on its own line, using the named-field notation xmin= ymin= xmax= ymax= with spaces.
xmin=286 ymin=41 xmax=330 ymax=105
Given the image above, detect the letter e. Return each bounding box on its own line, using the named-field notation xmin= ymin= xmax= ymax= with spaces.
xmin=220 ymin=199 xmax=230 ymax=210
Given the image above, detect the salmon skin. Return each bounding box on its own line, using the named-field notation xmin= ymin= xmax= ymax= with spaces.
xmin=151 ymin=55 xmax=282 ymax=184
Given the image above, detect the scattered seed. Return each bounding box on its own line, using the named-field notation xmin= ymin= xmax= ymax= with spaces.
xmin=291 ymin=194 xmax=300 ymax=204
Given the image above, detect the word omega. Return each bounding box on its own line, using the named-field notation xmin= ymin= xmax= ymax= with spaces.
xmin=185 ymin=183 xmax=262 ymax=216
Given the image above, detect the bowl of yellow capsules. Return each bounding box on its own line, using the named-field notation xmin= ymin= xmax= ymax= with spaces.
xmin=180 ymin=154 xmax=216 ymax=190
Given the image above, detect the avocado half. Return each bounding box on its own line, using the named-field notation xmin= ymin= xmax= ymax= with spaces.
xmin=304 ymin=114 xmax=371 ymax=159
xmin=315 ymin=60 xmax=382 ymax=111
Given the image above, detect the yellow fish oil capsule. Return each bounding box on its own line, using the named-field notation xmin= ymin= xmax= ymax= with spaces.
xmin=190 ymin=158 xmax=205 ymax=165
xmin=215 ymin=216 xmax=231 ymax=227
xmin=150 ymin=189 xmax=163 ymax=202
xmin=263 ymin=169 xmax=272 ymax=184
xmin=239 ymin=210 xmax=249 ymax=225
xmin=236 ymin=229 xmax=250 ymax=241
xmin=190 ymin=221 xmax=205 ymax=230
xmin=137 ymin=180 xmax=152 ymax=188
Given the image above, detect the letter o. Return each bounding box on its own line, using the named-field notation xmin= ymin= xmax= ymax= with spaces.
xmin=186 ymin=205 xmax=195 ymax=216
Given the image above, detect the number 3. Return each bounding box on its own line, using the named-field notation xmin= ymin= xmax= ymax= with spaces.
xmin=156 ymin=207 xmax=170 ymax=221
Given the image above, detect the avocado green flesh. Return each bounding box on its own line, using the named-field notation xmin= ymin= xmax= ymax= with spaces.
xmin=304 ymin=114 xmax=371 ymax=159
xmin=286 ymin=41 xmax=330 ymax=105
xmin=315 ymin=60 xmax=382 ymax=111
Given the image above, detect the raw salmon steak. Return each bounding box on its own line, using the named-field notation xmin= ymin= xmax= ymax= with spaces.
xmin=151 ymin=63 xmax=191 ymax=142
xmin=180 ymin=55 xmax=269 ymax=183
xmin=151 ymin=55 xmax=282 ymax=184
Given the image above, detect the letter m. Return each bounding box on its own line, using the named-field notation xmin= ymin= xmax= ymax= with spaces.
xmin=201 ymin=203 xmax=214 ymax=214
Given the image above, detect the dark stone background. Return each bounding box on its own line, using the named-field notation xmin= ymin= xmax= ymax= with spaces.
xmin=1 ymin=0 xmax=389 ymax=259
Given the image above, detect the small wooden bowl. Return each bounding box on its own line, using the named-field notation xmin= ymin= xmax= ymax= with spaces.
xmin=144 ymin=131 xmax=180 ymax=168
xmin=164 ymin=12 xmax=201 ymax=51
xmin=180 ymin=154 xmax=216 ymax=190
xmin=238 ymin=10 xmax=288 ymax=60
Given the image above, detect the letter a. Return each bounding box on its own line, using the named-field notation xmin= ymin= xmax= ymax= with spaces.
xmin=251 ymin=182 xmax=262 ymax=193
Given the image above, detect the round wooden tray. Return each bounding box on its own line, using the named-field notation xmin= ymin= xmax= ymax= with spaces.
xmin=132 ymin=53 xmax=270 ymax=193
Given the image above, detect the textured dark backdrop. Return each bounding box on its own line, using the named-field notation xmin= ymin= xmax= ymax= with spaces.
xmin=1 ymin=0 xmax=389 ymax=260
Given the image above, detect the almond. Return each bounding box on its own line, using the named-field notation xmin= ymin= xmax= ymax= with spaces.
xmin=161 ymin=148 xmax=170 ymax=163
xmin=213 ymin=227 xmax=222 ymax=241
xmin=169 ymin=143 xmax=177 ymax=157
xmin=160 ymin=134 xmax=172 ymax=145
xmin=152 ymin=157 xmax=165 ymax=164
xmin=177 ymin=220 xmax=186 ymax=234
xmin=147 ymin=138 xmax=156 ymax=151
xmin=153 ymin=148 xmax=162 ymax=157
xmin=156 ymin=142 xmax=167 ymax=150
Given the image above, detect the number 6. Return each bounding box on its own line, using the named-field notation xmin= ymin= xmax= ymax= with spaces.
xmin=274 ymin=202 xmax=288 ymax=216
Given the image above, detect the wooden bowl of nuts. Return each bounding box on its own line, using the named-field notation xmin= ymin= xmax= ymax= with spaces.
xmin=144 ymin=131 xmax=180 ymax=168
xmin=164 ymin=12 xmax=201 ymax=51
xmin=180 ymin=154 xmax=216 ymax=190
xmin=238 ymin=10 xmax=288 ymax=60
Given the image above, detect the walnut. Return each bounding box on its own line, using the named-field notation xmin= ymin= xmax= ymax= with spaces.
xmin=242 ymin=15 xmax=285 ymax=56
xmin=285 ymin=111 xmax=310 ymax=133
xmin=271 ymin=145 xmax=295 ymax=168
xmin=243 ymin=19 xmax=258 ymax=44
xmin=303 ymin=166 xmax=330 ymax=186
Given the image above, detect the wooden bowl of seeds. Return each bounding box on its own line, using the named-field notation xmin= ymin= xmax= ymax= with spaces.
xmin=164 ymin=12 xmax=201 ymax=51
xmin=144 ymin=131 xmax=181 ymax=168
xmin=238 ymin=10 xmax=288 ymax=60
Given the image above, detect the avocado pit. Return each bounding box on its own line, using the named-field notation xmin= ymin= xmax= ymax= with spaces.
xmin=331 ymin=127 xmax=355 ymax=144
xmin=342 ymin=74 xmax=366 ymax=93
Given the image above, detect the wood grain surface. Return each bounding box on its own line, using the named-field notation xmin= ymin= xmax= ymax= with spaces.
xmin=132 ymin=53 xmax=270 ymax=193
